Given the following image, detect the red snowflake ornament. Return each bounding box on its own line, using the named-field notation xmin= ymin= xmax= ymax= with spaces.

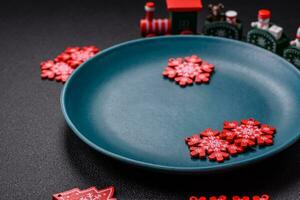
xmin=185 ymin=119 xmax=276 ymax=163
xmin=234 ymin=125 xmax=261 ymax=141
xmin=221 ymin=118 xmax=276 ymax=148
xmin=186 ymin=132 xmax=241 ymax=162
xmin=51 ymin=62 xmax=74 ymax=82
xmin=40 ymin=45 xmax=100 ymax=83
xmin=162 ymin=55 xmax=214 ymax=87
xmin=52 ymin=186 xmax=116 ymax=200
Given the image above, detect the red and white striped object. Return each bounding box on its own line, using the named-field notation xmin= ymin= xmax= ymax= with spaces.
xmin=140 ymin=18 xmax=171 ymax=37
xmin=140 ymin=2 xmax=171 ymax=37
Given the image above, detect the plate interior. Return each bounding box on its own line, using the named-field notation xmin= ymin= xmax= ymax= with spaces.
xmin=62 ymin=36 xmax=300 ymax=171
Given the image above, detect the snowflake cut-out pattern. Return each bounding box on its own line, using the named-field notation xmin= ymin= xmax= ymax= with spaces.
xmin=185 ymin=118 xmax=276 ymax=163
xmin=40 ymin=46 xmax=100 ymax=83
xmin=162 ymin=55 xmax=215 ymax=87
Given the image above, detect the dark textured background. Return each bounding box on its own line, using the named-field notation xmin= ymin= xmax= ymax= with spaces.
xmin=0 ymin=0 xmax=300 ymax=199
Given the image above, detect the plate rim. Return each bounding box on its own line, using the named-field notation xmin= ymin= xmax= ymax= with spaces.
xmin=61 ymin=35 xmax=300 ymax=173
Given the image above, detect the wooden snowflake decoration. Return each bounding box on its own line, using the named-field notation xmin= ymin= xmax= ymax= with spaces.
xmin=52 ymin=186 xmax=116 ymax=200
xmin=185 ymin=129 xmax=243 ymax=162
xmin=162 ymin=55 xmax=215 ymax=87
xmin=185 ymin=118 xmax=276 ymax=163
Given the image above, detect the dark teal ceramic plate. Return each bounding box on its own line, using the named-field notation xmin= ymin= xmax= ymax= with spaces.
xmin=61 ymin=36 xmax=300 ymax=173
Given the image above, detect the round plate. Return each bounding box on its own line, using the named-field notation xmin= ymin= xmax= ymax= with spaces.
xmin=61 ymin=36 xmax=300 ymax=173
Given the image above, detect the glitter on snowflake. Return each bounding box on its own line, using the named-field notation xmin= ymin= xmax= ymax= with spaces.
xmin=189 ymin=146 xmax=206 ymax=158
xmin=185 ymin=119 xmax=276 ymax=163
xmin=227 ymin=144 xmax=244 ymax=155
xmin=184 ymin=55 xmax=202 ymax=64
xmin=51 ymin=62 xmax=74 ymax=82
xmin=220 ymin=129 xmax=236 ymax=142
xmin=207 ymin=150 xmax=230 ymax=162
xmin=162 ymin=55 xmax=214 ymax=87
xmin=198 ymin=136 xmax=231 ymax=162
xmin=175 ymin=76 xmax=194 ymax=86
xmin=40 ymin=60 xmax=56 ymax=79
xmin=41 ymin=69 xmax=55 ymax=79
xmin=40 ymin=45 xmax=100 ymax=83
xmin=70 ymin=50 xmax=95 ymax=66
xmin=162 ymin=67 xmax=177 ymax=79
xmin=234 ymin=125 xmax=261 ymax=140
xmin=200 ymin=62 xmax=215 ymax=73
xmin=54 ymin=52 xmax=71 ymax=62
xmin=185 ymin=134 xmax=202 ymax=146
xmin=256 ymin=134 xmax=273 ymax=146
xmin=241 ymin=118 xmax=260 ymax=126
xmin=186 ymin=132 xmax=242 ymax=162
xmin=221 ymin=118 xmax=276 ymax=148
xmin=195 ymin=73 xmax=210 ymax=83
xmin=234 ymin=137 xmax=256 ymax=148
xmin=82 ymin=45 xmax=100 ymax=53
xmin=40 ymin=60 xmax=55 ymax=70
xmin=223 ymin=121 xmax=239 ymax=129
xmin=200 ymin=128 xmax=219 ymax=137
xmin=176 ymin=63 xmax=202 ymax=78
xmin=168 ymin=58 xmax=183 ymax=67
xmin=260 ymin=124 xmax=276 ymax=135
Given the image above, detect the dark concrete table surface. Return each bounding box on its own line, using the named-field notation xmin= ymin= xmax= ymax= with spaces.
xmin=0 ymin=0 xmax=299 ymax=199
